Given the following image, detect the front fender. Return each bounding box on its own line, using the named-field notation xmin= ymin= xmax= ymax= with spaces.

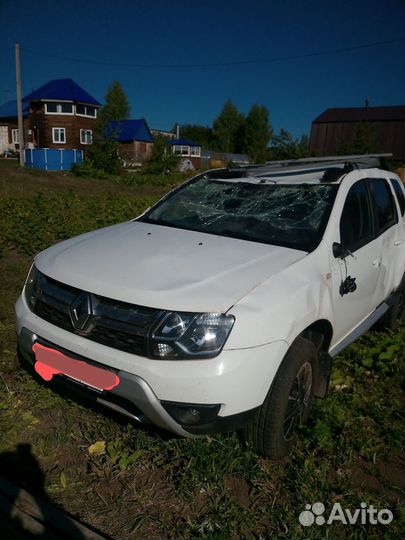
xmin=225 ymin=250 xmax=334 ymax=349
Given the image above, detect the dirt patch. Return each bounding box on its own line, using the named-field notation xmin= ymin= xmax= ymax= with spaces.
xmin=348 ymin=455 xmax=405 ymax=496
xmin=48 ymin=445 xmax=87 ymax=473
xmin=224 ymin=474 xmax=252 ymax=508
xmin=178 ymin=491 xmax=211 ymax=520
xmin=349 ymin=461 xmax=382 ymax=492
xmin=78 ymin=467 xmax=182 ymax=539
xmin=378 ymin=455 xmax=405 ymax=490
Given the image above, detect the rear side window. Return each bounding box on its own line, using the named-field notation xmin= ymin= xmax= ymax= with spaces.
xmin=370 ymin=179 xmax=398 ymax=235
xmin=340 ymin=180 xmax=373 ymax=251
xmin=390 ymin=178 xmax=405 ymax=216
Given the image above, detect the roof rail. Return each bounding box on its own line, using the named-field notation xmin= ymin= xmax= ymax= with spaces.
xmin=244 ymin=153 xmax=392 ymax=177
xmin=264 ymin=153 xmax=392 ymax=167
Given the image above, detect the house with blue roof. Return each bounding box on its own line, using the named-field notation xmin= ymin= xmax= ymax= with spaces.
xmin=0 ymin=78 xmax=100 ymax=155
xmin=107 ymin=119 xmax=154 ymax=164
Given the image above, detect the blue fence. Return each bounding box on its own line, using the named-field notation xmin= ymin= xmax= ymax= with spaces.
xmin=25 ymin=148 xmax=84 ymax=171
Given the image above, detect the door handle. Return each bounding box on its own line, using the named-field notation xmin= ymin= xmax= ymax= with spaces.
xmin=372 ymin=257 xmax=382 ymax=267
xmin=394 ymin=240 xmax=404 ymax=246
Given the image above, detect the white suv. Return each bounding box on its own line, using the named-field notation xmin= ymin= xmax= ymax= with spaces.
xmin=15 ymin=156 xmax=405 ymax=458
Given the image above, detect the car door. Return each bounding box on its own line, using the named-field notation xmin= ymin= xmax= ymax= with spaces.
xmin=330 ymin=179 xmax=383 ymax=343
xmin=368 ymin=177 xmax=401 ymax=301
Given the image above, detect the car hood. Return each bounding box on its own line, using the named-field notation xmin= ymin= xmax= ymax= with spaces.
xmin=35 ymin=221 xmax=306 ymax=313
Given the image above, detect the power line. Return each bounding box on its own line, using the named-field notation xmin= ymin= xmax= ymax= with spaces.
xmin=21 ymin=38 xmax=403 ymax=69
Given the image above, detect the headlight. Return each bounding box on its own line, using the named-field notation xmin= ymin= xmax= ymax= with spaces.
xmin=24 ymin=264 xmax=40 ymax=311
xmin=151 ymin=311 xmax=235 ymax=359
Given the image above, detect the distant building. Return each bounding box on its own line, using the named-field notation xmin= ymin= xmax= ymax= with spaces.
xmin=0 ymin=100 xmax=29 ymax=153
xmin=309 ymin=106 xmax=405 ymax=160
xmin=201 ymin=150 xmax=250 ymax=169
xmin=108 ymin=119 xmax=154 ymax=164
xmin=151 ymin=128 xmax=176 ymax=140
xmin=168 ymin=139 xmax=202 ymax=170
xmin=0 ymin=78 xmax=100 ymax=154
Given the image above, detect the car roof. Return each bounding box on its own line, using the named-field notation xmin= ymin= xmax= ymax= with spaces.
xmin=207 ymin=154 xmax=393 ymax=185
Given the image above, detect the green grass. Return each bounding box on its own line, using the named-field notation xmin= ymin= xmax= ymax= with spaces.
xmin=0 ymin=160 xmax=404 ymax=539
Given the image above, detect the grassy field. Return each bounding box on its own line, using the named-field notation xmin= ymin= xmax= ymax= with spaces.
xmin=0 ymin=160 xmax=404 ymax=540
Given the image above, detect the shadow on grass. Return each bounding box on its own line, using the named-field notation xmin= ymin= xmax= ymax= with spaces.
xmin=0 ymin=443 xmax=88 ymax=539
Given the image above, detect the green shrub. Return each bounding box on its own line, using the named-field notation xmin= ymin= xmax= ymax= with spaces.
xmin=71 ymin=161 xmax=108 ymax=179
xmin=145 ymin=134 xmax=181 ymax=174
xmin=86 ymin=137 xmax=124 ymax=175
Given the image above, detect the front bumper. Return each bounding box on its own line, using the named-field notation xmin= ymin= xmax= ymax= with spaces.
xmin=16 ymin=293 xmax=289 ymax=436
xmin=18 ymin=327 xmax=259 ymax=435
xmin=18 ymin=327 xmax=195 ymax=436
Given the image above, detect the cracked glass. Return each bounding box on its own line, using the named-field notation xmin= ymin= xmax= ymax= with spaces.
xmin=141 ymin=176 xmax=338 ymax=251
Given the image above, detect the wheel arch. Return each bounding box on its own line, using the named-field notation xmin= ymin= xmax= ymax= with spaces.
xmin=294 ymin=319 xmax=334 ymax=398
xmin=299 ymin=319 xmax=334 ymax=353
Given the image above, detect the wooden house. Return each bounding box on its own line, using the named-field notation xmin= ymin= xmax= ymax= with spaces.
xmin=309 ymin=106 xmax=405 ymax=160
xmin=108 ymin=119 xmax=154 ymax=164
xmin=0 ymin=78 xmax=100 ymax=154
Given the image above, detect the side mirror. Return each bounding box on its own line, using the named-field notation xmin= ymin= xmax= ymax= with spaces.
xmin=332 ymin=242 xmax=353 ymax=259
xmin=333 ymin=242 xmax=344 ymax=258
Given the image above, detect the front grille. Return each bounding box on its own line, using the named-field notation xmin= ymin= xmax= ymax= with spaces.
xmin=33 ymin=273 xmax=161 ymax=356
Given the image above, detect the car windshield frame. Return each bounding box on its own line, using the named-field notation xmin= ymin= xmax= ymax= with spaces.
xmin=138 ymin=174 xmax=339 ymax=252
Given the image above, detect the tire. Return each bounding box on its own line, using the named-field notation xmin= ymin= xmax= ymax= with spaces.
xmin=241 ymin=336 xmax=318 ymax=459
xmin=378 ymin=276 xmax=405 ymax=332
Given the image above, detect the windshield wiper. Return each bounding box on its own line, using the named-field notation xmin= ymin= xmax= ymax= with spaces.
xmin=138 ymin=216 xmax=167 ymax=226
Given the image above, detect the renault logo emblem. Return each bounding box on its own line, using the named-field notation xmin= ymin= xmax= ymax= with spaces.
xmin=69 ymin=293 xmax=92 ymax=331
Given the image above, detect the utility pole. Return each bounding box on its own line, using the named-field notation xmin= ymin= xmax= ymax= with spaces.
xmin=15 ymin=43 xmax=25 ymax=166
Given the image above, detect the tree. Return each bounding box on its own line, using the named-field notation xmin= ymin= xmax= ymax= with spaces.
xmin=270 ymin=129 xmax=309 ymax=160
xmin=97 ymin=80 xmax=131 ymax=131
xmin=244 ymin=104 xmax=272 ymax=163
xmin=145 ymin=134 xmax=180 ymax=174
xmin=85 ymin=81 xmax=131 ymax=174
xmin=213 ymin=100 xmax=245 ymax=153
xmin=179 ymin=124 xmax=214 ymax=149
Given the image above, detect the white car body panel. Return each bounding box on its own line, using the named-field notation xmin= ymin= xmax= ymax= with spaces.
xmin=328 ymin=170 xmax=405 ymax=345
xmin=35 ymin=221 xmax=305 ymax=314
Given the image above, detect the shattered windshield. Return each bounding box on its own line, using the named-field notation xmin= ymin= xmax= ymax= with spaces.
xmin=140 ymin=177 xmax=338 ymax=251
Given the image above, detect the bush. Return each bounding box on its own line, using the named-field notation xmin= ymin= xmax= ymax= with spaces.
xmin=86 ymin=137 xmax=124 ymax=175
xmin=71 ymin=161 xmax=109 ymax=179
xmin=71 ymin=137 xmax=125 ymax=179
xmin=145 ymin=134 xmax=181 ymax=174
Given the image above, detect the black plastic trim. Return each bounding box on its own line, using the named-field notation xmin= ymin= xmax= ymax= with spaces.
xmin=183 ymin=407 xmax=259 ymax=435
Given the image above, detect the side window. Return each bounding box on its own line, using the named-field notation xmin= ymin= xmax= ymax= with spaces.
xmin=390 ymin=178 xmax=405 ymax=216
xmin=370 ymin=179 xmax=398 ymax=235
xmin=340 ymin=180 xmax=373 ymax=251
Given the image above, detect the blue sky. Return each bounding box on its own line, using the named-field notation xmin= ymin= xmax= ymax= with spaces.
xmin=0 ymin=0 xmax=403 ymax=137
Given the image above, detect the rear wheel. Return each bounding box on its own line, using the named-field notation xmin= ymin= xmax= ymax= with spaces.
xmin=242 ymin=337 xmax=318 ymax=459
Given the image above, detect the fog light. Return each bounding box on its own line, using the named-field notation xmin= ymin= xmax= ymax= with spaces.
xmin=161 ymin=401 xmax=221 ymax=426
xmin=183 ymin=408 xmax=201 ymax=424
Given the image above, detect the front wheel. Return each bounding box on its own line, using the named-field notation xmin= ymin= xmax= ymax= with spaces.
xmin=242 ymin=337 xmax=318 ymax=459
